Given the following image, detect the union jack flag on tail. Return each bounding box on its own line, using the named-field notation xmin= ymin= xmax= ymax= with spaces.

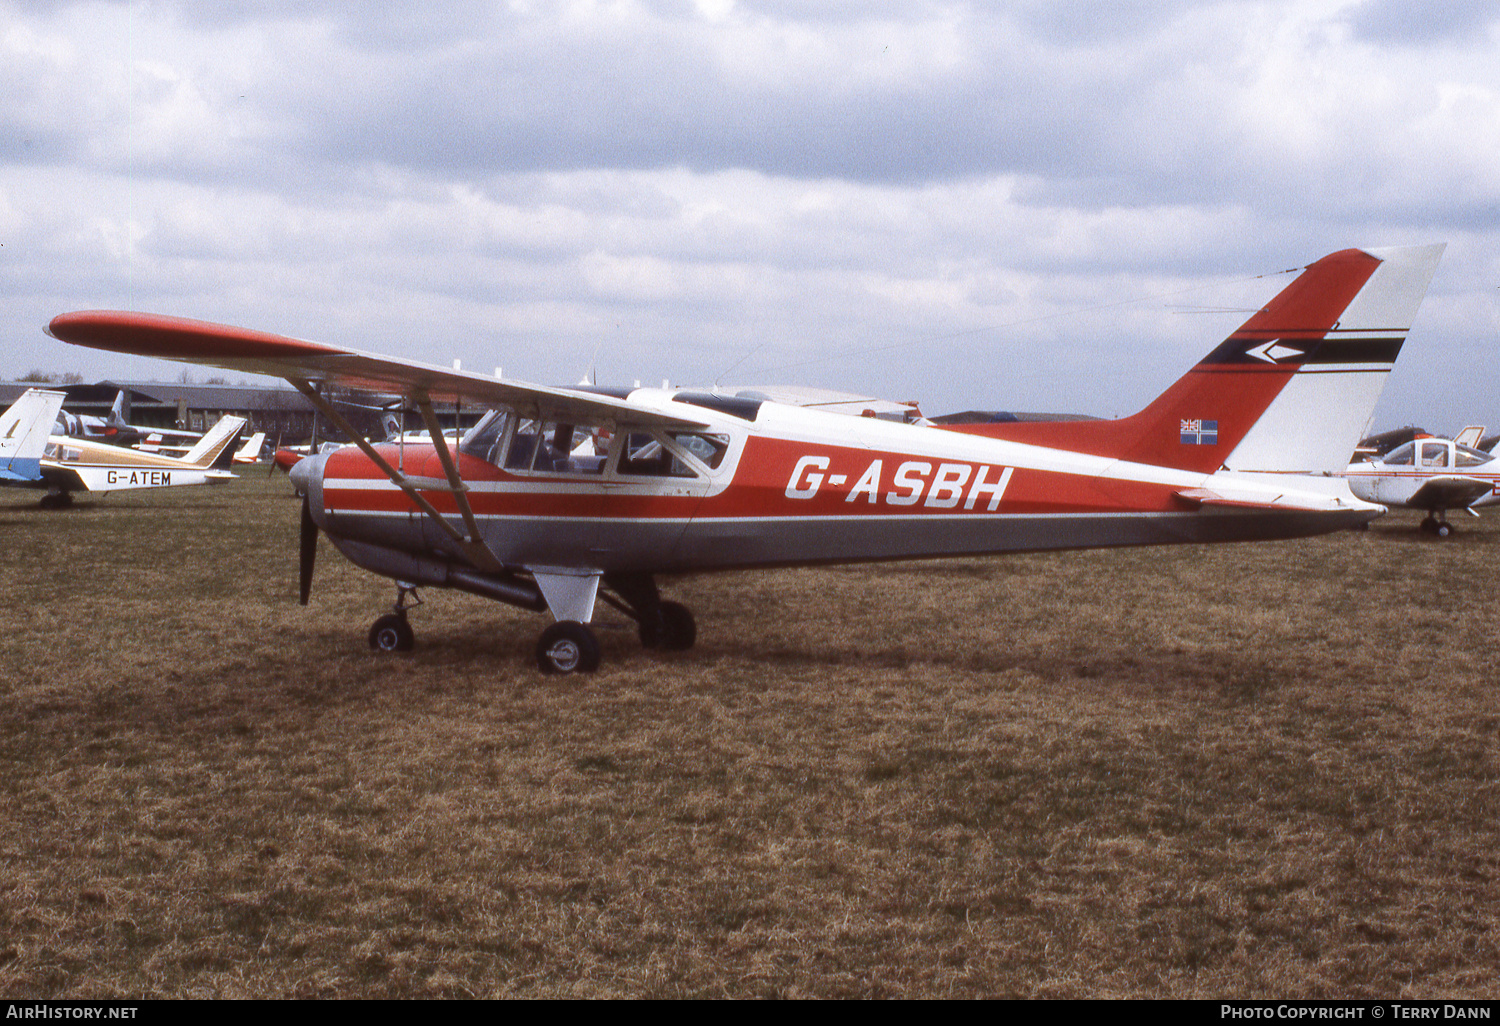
xmin=1181 ymin=419 xmax=1218 ymax=445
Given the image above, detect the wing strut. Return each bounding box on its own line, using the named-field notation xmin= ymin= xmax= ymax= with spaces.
xmin=290 ymin=378 xmax=505 ymax=573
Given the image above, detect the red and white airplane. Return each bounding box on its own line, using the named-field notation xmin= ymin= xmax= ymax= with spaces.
xmin=47 ymin=243 xmax=1443 ymax=673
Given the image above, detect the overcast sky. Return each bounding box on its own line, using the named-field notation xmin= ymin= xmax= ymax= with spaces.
xmin=3 ymin=0 xmax=1497 ymax=429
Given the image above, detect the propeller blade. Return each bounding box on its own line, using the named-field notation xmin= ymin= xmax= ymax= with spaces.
xmin=299 ymin=495 xmax=318 ymax=606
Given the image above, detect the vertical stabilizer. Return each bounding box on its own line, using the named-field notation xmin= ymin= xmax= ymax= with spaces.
xmin=944 ymin=245 xmax=1444 ymax=475
xmin=183 ymin=415 xmax=248 ymax=467
xmin=0 ymin=389 xmax=67 ymax=481
xmin=1221 ymin=243 xmax=1445 ymax=473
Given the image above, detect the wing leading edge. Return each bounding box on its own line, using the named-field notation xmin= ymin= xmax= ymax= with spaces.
xmin=46 ymin=311 xmax=708 ymax=432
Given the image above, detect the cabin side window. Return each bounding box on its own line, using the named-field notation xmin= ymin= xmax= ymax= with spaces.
xmin=1455 ymin=445 xmax=1491 ymax=468
xmin=1418 ymin=441 xmax=1449 ymax=468
xmin=669 ymin=432 xmax=730 ymax=470
xmin=505 ymin=418 xmax=609 ymax=475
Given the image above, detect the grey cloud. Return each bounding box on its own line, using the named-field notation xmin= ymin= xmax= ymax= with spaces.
xmin=1346 ymin=0 xmax=1500 ymax=45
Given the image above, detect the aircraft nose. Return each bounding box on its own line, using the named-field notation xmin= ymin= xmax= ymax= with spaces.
xmin=288 ymin=453 xmax=316 ymax=496
xmin=290 ymin=450 xmax=332 ymax=527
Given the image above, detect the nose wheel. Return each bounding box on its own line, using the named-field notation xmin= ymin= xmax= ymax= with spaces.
xmin=368 ymin=584 xmax=420 ymax=652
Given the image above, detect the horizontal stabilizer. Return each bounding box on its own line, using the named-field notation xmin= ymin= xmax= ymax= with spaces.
xmin=1175 ymin=485 xmax=1359 ymax=512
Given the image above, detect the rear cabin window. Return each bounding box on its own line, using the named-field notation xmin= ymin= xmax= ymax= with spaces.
xmin=1456 ymin=445 xmax=1491 ymax=468
xmin=618 ymin=433 xmax=697 ymax=478
xmin=670 ymin=432 xmax=730 ymax=470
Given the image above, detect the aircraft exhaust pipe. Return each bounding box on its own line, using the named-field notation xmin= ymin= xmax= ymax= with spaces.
xmin=322 ymin=536 xmax=548 ymax=612
xmin=446 ymin=568 xmax=548 ymax=612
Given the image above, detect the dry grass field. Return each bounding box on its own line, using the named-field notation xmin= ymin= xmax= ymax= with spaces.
xmin=1 ymin=473 xmax=1497 ymax=998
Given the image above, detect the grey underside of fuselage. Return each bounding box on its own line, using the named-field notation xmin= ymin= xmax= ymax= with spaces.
xmin=323 ymin=506 xmax=1374 ymax=583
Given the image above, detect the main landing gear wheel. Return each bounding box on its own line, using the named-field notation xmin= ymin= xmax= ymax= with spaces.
xmin=639 ymin=600 xmax=696 ymax=651
xmin=536 ymin=621 xmax=601 ymax=675
xmin=368 ymin=613 xmax=415 ymax=652
xmin=1420 ymin=516 xmax=1453 ymax=538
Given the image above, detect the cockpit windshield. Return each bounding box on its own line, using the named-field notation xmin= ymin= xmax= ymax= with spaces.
xmin=458 ymin=410 xmax=511 ymax=465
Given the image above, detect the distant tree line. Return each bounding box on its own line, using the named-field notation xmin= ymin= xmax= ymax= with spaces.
xmin=16 ymin=369 xmax=86 ymax=383
xmin=13 ymin=369 xmax=235 ymax=385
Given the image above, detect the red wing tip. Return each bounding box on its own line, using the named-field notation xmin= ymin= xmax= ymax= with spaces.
xmin=46 ymin=310 xmax=339 ymax=359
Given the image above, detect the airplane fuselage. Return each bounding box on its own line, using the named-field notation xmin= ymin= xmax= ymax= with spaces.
xmin=306 ymin=392 xmax=1379 ymax=582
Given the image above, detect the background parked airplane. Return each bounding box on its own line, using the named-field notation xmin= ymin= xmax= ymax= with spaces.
xmin=32 ymin=414 xmax=245 ymax=507
xmin=52 ymin=389 xmax=144 ymax=445
xmin=0 ymin=389 xmax=67 ymax=483
xmin=138 ymin=429 xmax=265 ymax=463
xmin=1340 ymin=435 xmax=1500 ymax=536
xmin=48 ymin=243 xmax=1443 ymax=672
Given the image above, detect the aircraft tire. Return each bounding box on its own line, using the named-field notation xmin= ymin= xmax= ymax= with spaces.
xmin=657 ymin=601 xmax=696 ymax=651
xmin=637 ymin=600 xmax=697 ymax=651
xmin=537 ymin=621 xmax=601 ymax=674
xmin=1435 ymin=521 xmax=1452 ymax=539
xmin=368 ymin=613 xmax=415 ymax=652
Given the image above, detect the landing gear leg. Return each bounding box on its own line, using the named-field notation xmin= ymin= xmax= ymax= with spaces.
xmin=530 ymin=569 xmax=604 ymax=675
xmin=368 ymin=583 xmax=420 ymax=651
xmin=1420 ymin=514 xmax=1453 ymax=538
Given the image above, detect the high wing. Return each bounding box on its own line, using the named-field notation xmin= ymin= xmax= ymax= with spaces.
xmin=1407 ymin=476 xmax=1495 ymax=512
xmin=46 ymin=311 xmax=709 ymax=433
xmin=721 ymin=384 xmax=924 ymax=421
xmin=48 ymin=310 xmax=712 ymax=573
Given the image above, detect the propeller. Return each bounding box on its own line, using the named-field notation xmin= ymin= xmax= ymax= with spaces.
xmin=299 ymin=495 xmax=318 ymax=606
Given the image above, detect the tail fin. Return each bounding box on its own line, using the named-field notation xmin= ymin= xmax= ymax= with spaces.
xmin=107 ymin=389 xmax=129 ymax=430
xmin=0 ymin=389 xmax=67 ymax=481
xmin=183 ymin=415 xmax=248 ymax=467
xmin=1454 ymin=425 xmax=1485 ymax=449
xmin=234 ymin=431 xmax=266 ymax=462
xmin=947 ymin=245 xmax=1444 ymax=474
